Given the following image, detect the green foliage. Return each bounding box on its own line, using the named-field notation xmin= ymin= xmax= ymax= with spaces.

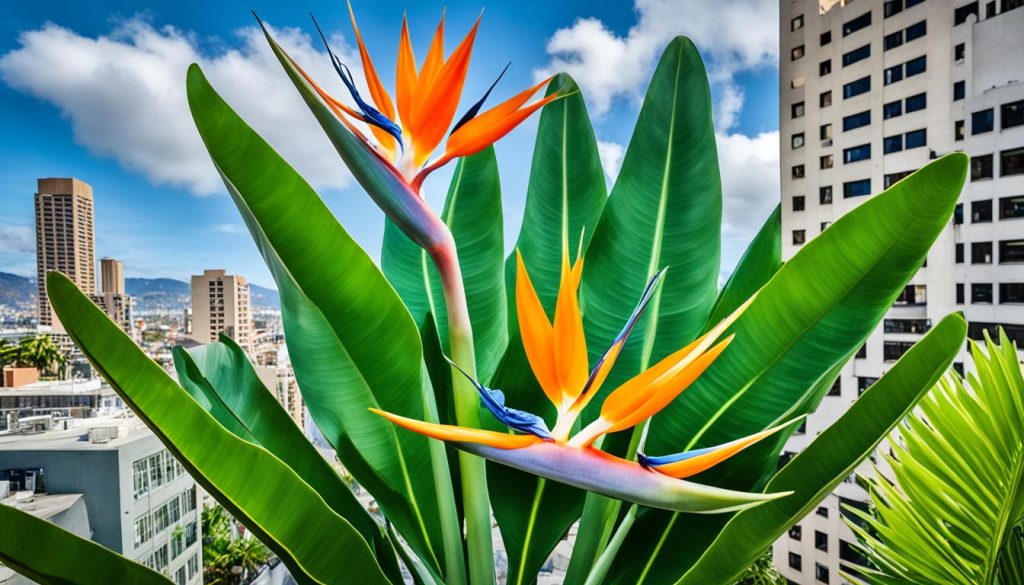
xmin=847 ymin=330 xmax=1024 ymax=585
xmin=0 ymin=335 xmax=66 ymax=372
xmin=201 ymin=505 xmax=272 ymax=585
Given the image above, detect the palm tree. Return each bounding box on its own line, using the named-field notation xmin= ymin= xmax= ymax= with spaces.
xmin=13 ymin=335 xmax=65 ymax=374
xmin=846 ymin=329 xmax=1024 ymax=585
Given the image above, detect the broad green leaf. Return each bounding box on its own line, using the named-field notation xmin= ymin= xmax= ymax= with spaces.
xmin=488 ymin=72 xmax=606 ymax=585
xmin=580 ymin=36 xmax=721 ymax=418
xmin=676 ymin=312 xmax=967 ymax=585
xmin=172 ymin=336 xmax=402 ymax=582
xmin=609 ymin=154 xmax=968 ymax=584
xmin=0 ymin=501 xmax=171 ymax=585
xmin=382 ymin=147 xmax=507 ymax=382
xmin=187 ymin=64 xmax=460 ymax=578
xmin=706 ymin=205 xmax=781 ymax=327
xmin=846 ymin=328 xmax=1024 ymax=585
xmin=46 ymin=272 xmax=390 ymax=585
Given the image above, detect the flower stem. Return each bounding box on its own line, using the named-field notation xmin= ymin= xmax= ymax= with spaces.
xmin=430 ymin=233 xmax=495 ymax=585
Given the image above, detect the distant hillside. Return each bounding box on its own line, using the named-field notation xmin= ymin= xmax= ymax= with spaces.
xmin=0 ymin=272 xmax=36 ymax=311
xmin=0 ymin=272 xmax=278 ymax=313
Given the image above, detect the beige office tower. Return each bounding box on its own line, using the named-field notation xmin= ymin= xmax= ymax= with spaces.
xmin=35 ymin=178 xmax=96 ymax=331
xmin=190 ymin=269 xmax=254 ymax=354
xmin=91 ymin=257 xmax=132 ymax=334
xmin=777 ymin=0 xmax=1024 ymax=583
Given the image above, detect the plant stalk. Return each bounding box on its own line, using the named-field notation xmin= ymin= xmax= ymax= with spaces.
xmin=430 ymin=232 xmax=495 ymax=585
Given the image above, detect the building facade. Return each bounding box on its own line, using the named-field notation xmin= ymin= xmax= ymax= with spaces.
xmin=0 ymin=416 xmax=202 ymax=584
xmin=34 ymin=178 xmax=95 ymax=331
xmin=190 ymin=269 xmax=254 ymax=354
xmin=776 ymin=0 xmax=1024 ymax=582
xmin=91 ymin=257 xmax=133 ymax=335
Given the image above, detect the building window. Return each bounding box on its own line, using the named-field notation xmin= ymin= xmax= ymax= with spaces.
xmin=884 ymin=341 xmax=916 ymax=361
xmin=905 ymin=129 xmax=927 ymax=149
xmin=815 ymin=531 xmax=829 ymax=552
xmin=792 ymin=15 xmax=805 ymax=31
xmin=973 ymin=109 xmax=995 ymax=134
xmin=957 ymin=283 xmax=965 ymax=304
xmin=844 ymin=179 xmax=872 ymax=198
xmin=843 ymin=110 xmax=871 ymax=131
xmin=884 ymin=64 xmax=904 ymax=85
xmin=905 ymin=55 xmax=927 ymax=77
xmin=884 ymin=0 xmax=904 ymax=17
xmin=821 ymin=30 xmax=832 ymax=45
xmin=843 ymin=76 xmax=871 ymax=99
xmin=955 ymin=120 xmax=966 ymax=140
xmin=955 ymin=42 xmax=966 ymax=61
xmin=884 ymin=100 xmax=903 ymax=119
xmin=1003 ymin=100 xmax=1024 ymax=129
xmin=906 ymin=92 xmax=927 ymax=112
xmin=821 ymin=123 xmax=833 ymax=140
xmin=1000 ymin=195 xmax=1024 ymax=219
xmin=895 ymin=284 xmax=926 ymax=305
xmin=955 ymin=1 xmax=980 ymax=25
xmin=884 ymin=30 xmax=903 ymax=51
xmin=820 ymin=186 xmax=833 ymax=204
xmin=790 ymin=525 xmax=803 ymax=540
xmin=973 ymin=283 xmax=994 ymax=304
xmin=885 ymin=318 xmax=932 ymax=333
xmin=817 ymin=506 xmax=829 ymax=517
xmin=843 ymin=44 xmax=871 ymax=67
xmin=973 ymin=241 xmax=994 ymax=264
xmin=859 ymin=376 xmax=879 ymax=394
xmin=133 ymin=459 xmax=151 ymax=500
xmin=856 ymin=344 xmax=867 ymax=359
xmin=793 ymin=230 xmax=807 ymax=245
xmin=793 ymin=165 xmax=806 ymax=179
xmin=955 ymin=203 xmax=964 ymax=224
xmin=988 ymin=1 xmax=998 ymax=18
xmin=789 ymin=552 xmax=803 ymax=571
xmin=973 ymin=200 xmax=993 ymax=223
xmin=884 ymin=170 xmax=914 ymax=188
xmin=844 ymin=144 xmax=872 ymax=163
xmin=1001 ymin=283 xmax=1024 ymax=304
xmin=1002 ymin=148 xmax=1024 ymax=176
xmin=820 ymin=59 xmax=832 ymax=76
xmin=816 ymin=563 xmax=831 ymax=584
xmin=791 ymin=45 xmax=805 ymax=61
xmin=954 ymin=80 xmax=966 ymax=101
xmin=793 ymin=195 xmax=806 ymax=211
xmin=792 ymin=101 xmax=805 ymax=118
xmin=185 ymin=521 xmax=198 ymax=547
xmin=884 ymin=134 xmax=904 ymax=154
xmin=843 ymin=11 xmax=873 ymax=36
xmin=792 ymin=132 xmax=805 ymax=149
xmin=972 ymin=155 xmax=994 ymax=180
xmin=1001 ymin=239 xmax=1024 ymax=263
xmin=905 ymin=20 xmax=927 ymax=41
xmin=956 ymin=243 xmax=964 ymax=263
xmin=821 ymin=154 xmax=834 ymax=169
xmin=821 ymin=90 xmax=833 ymax=108
xmin=828 ymin=378 xmax=841 ymax=395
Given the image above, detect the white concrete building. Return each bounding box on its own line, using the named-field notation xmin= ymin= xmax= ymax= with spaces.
xmin=190 ymin=269 xmax=254 ymax=355
xmin=776 ymin=0 xmax=1024 ymax=583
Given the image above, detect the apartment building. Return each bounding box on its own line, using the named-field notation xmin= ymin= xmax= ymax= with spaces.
xmin=91 ymin=257 xmax=133 ymax=335
xmin=34 ymin=178 xmax=95 ymax=331
xmin=0 ymin=416 xmax=202 ymax=584
xmin=190 ymin=269 xmax=254 ymax=354
xmin=776 ymin=0 xmax=1024 ymax=582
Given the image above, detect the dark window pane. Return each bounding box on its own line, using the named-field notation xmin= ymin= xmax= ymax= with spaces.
xmin=955 ymin=43 xmax=966 ymax=61
xmin=843 ymin=11 xmax=872 ymax=36
xmin=905 ymin=20 xmax=927 ymax=41
xmin=905 ymin=55 xmax=927 ymax=76
xmin=954 ymin=80 xmax=966 ymax=100
xmin=821 ymin=91 xmax=833 ymax=107
xmin=821 ymin=30 xmax=832 ymax=45
xmin=790 ymin=525 xmax=803 ymax=540
xmin=906 ymin=92 xmax=927 ymax=112
xmin=885 ymin=319 xmax=932 ymax=333
xmin=820 ymin=186 xmax=834 ymax=204
xmin=884 ymin=134 xmax=904 ymax=154
xmin=957 ymin=283 xmax=965 ymax=304
xmin=790 ymin=553 xmax=803 ymax=571
xmin=1000 ymin=239 xmax=1024 ymax=263
xmin=905 ymin=129 xmax=927 ymax=149
xmin=955 ymin=1 xmax=979 ymax=25
xmin=972 ymin=283 xmax=994 ymax=303
xmin=843 ymin=44 xmax=871 ymax=66
xmin=1000 ymin=195 xmax=1024 ymax=219
xmin=972 ymin=154 xmax=994 ymax=180
xmin=816 ymin=531 xmax=829 ymax=551
xmin=1003 ymin=100 xmax=1024 ymax=129
xmin=844 ymin=144 xmax=871 ymax=163
xmin=791 ymin=45 xmax=805 ymax=61
xmin=973 ymin=241 xmax=994 ymax=263
xmin=1001 ymin=283 xmax=1024 ymax=304
xmin=793 ymin=195 xmax=806 ymax=211
xmin=884 ymin=341 xmax=915 ymax=361
xmin=884 ymin=170 xmax=914 ymax=188
xmin=844 ymin=179 xmax=872 ymax=198
xmin=1002 ymin=0 xmax=1023 ymax=12
xmin=969 ymin=322 xmax=1024 ymax=345
xmin=973 ymin=200 xmax=993 ymax=223
xmin=955 ymin=203 xmax=964 ymax=225
xmin=956 ymin=119 xmax=966 ymax=140
xmin=973 ymin=108 xmax=995 ymax=134
xmin=828 ymin=378 xmax=841 ymax=395
xmin=884 ymin=100 xmax=903 ymax=119
xmin=793 ymin=165 xmax=805 ymax=178
xmin=820 ymin=59 xmax=832 ymax=76
xmin=885 ymin=64 xmax=904 ymax=85
xmin=956 ymin=242 xmax=965 ymax=263
xmin=843 ymin=110 xmax=871 ymax=131
xmin=817 ymin=563 xmax=830 ymax=583
xmin=844 ymin=76 xmax=871 ymax=98
xmin=884 ymin=0 xmax=904 ymax=17
xmin=884 ymin=30 xmax=904 ymax=50
xmin=1002 ymin=148 xmax=1024 ymax=176
xmin=793 ymin=230 xmax=806 ymax=244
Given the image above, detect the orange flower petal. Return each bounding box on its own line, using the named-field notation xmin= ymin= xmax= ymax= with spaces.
xmin=515 ymin=250 xmax=561 ymax=408
xmin=371 ymin=408 xmax=541 ymax=450
xmin=644 ymin=419 xmax=801 ymax=479
xmin=396 ymin=15 xmax=418 ymax=133
xmin=552 ymin=242 xmax=589 ymax=406
xmin=346 ymin=3 xmax=395 ymax=120
xmin=418 ymin=9 xmax=446 ymax=94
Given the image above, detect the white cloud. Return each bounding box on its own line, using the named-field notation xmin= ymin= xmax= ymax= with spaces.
xmin=717 ymin=130 xmax=780 ymax=269
xmin=596 ymin=140 xmax=625 ymax=181
xmin=0 ymin=226 xmax=35 ymax=254
xmin=0 ymin=18 xmax=368 ymax=195
xmin=535 ymin=0 xmax=777 ymax=130
xmin=212 ymin=223 xmax=244 ymax=234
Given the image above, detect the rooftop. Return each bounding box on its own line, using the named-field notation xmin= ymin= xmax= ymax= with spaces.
xmin=0 ymin=414 xmax=153 ymax=451
xmin=0 ymin=378 xmax=106 ymax=396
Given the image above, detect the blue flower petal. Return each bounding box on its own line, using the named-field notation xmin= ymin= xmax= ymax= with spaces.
xmin=446 ymin=357 xmax=551 ymax=439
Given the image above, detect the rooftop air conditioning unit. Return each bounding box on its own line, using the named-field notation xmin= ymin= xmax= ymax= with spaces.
xmin=88 ymin=426 xmax=119 ymax=444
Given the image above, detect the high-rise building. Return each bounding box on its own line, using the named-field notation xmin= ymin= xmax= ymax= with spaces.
xmin=91 ymin=257 xmax=132 ymax=335
xmin=34 ymin=178 xmax=95 ymax=331
xmin=190 ymin=269 xmax=254 ymax=354
xmin=776 ymin=1 xmax=1024 ymax=582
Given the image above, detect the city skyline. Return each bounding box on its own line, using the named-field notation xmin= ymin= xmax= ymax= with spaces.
xmin=0 ymin=0 xmax=781 ymax=287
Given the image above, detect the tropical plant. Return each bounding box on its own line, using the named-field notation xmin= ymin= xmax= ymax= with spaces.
xmin=202 ymin=505 xmax=272 ymax=585
xmin=846 ymin=329 xmax=1024 ymax=585
xmin=0 ymin=335 xmax=66 ymax=373
xmin=0 ymin=6 xmax=972 ymax=585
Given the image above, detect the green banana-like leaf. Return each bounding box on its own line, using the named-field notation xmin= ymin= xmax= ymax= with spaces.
xmin=606 ymin=153 xmax=968 ymax=584
xmin=845 ymin=329 xmax=1024 ymax=585
xmin=0 ymin=501 xmax=171 ymax=585
xmin=580 ymin=36 xmax=721 ymax=418
xmin=172 ymin=336 xmax=402 ymax=582
xmin=45 ymin=272 xmax=390 ymax=585
xmin=705 ymin=205 xmax=781 ymax=328
xmin=676 ymin=312 xmax=967 ymax=585
xmin=382 ymin=147 xmax=507 ymax=382
xmin=488 ymin=72 xmax=606 ymax=585
xmin=187 ymin=64 xmax=460 ymax=578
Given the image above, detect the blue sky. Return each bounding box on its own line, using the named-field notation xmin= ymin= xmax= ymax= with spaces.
xmin=0 ymin=0 xmax=781 ymax=288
